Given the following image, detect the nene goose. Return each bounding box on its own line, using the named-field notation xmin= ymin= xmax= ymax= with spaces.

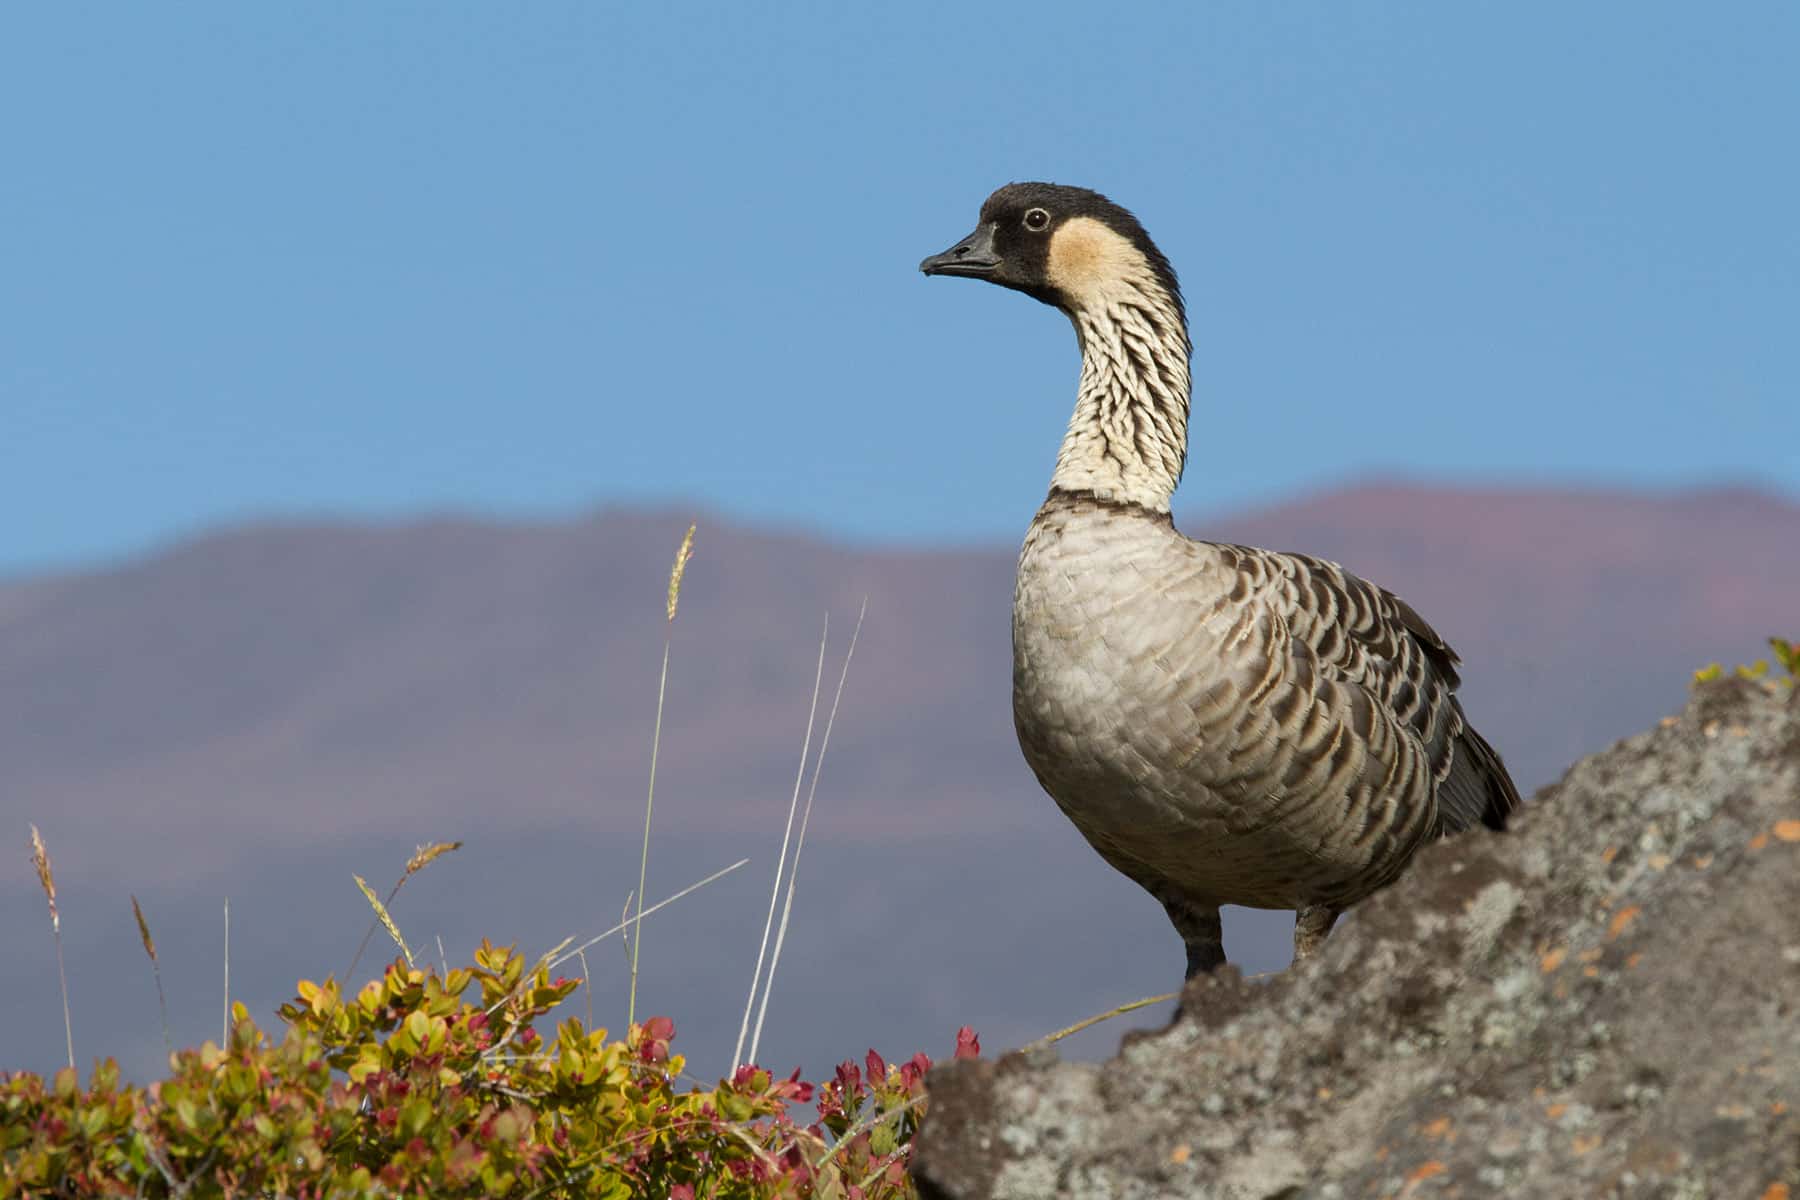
xmin=920 ymin=182 xmax=1520 ymax=980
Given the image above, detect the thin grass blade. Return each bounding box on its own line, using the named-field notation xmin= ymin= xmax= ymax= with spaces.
xmin=749 ymin=597 xmax=865 ymax=1066
xmin=131 ymin=895 xmax=174 ymax=1059
xmin=549 ymin=857 xmax=748 ymax=973
xmin=732 ymin=613 xmax=828 ymax=1070
xmin=631 ymin=523 xmax=696 ymax=1028
xmin=30 ymin=825 xmax=73 ymax=1069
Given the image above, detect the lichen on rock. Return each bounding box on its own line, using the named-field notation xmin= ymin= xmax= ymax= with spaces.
xmin=914 ymin=677 xmax=1800 ymax=1199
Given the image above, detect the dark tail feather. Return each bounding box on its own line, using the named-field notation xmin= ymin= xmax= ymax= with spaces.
xmin=1437 ymin=723 xmax=1522 ymax=835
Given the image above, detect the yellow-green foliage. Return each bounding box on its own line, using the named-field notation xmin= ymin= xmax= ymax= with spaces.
xmin=1693 ymin=636 xmax=1799 ymax=686
xmin=1 ymin=940 xmax=972 ymax=1198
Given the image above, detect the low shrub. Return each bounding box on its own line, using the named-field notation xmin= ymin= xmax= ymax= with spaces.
xmin=1 ymin=940 xmax=978 ymax=1199
xmin=1692 ymin=636 xmax=1799 ymax=685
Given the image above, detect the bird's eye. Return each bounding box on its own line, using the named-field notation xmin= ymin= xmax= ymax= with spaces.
xmin=1023 ymin=208 xmax=1050 ymax=232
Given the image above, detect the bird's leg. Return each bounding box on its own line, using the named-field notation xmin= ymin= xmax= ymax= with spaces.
xmin=1152 ymin=887 xmax=1225 ymax=979
xmin=1292 ymin=904 xmax=1340 ymax=962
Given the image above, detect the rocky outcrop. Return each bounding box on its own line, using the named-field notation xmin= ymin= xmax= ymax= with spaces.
xmin=914 ymin=678 xmax=1800 ymax=1199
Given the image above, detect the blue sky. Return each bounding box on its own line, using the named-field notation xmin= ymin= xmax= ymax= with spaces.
xmin=4 ymin=4 xmax=1796 ymax=573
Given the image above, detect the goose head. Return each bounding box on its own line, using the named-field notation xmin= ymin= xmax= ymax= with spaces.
xmin=919 ymin=182 xmax=1183 ymax=322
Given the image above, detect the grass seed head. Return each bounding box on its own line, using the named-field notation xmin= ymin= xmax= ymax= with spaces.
xmin=131 ymin=894 xmax=158 ymax=961
xmin=404 ymin=840 xmax=463 ymax=879
xmin=30 ymin=824 xmax=59 ymax=933
xmin=354 ymin=874 xmax=414 ymax=967
xmin=666 ymin=524 xmax=696 ymax=622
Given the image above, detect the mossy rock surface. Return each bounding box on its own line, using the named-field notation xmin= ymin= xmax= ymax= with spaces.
xmin=914 ymin=677 xmax=1800 ymax=1200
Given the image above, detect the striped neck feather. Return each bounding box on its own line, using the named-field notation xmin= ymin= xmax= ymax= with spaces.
xmin=1049 ymin=275 xmax=1192 ymax=512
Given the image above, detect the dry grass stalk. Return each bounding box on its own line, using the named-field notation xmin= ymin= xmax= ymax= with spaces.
xmin=222 ymin=898 xmax=231 ymax=1046
xmin=732 ymin=614 xmax=829 ymax=1071
xmin=473 ymin=847 xmax=747 ymax=1049
xmin=577 ymin=948 xmax=594 ymax=1031
xmin=30 ymin=824 xmax=74 ymax=1069
xmin=345 ymin=839 xmax=463 ymax=980
xmin=617 ymin=890 xmax=634 ymax=970
xmin=132 ymin=895 xmax=174 ymax=1059
xmin=813 ymin=1091 xmax=927 ymax=1175
xmin=548 ymin=857 xmax=748 ymax=975
xmin=353 ymin=874 xmax=414 ymax=967
xmin=748 ymin=597 xmax=867 ymax=1067
xmin=1021 ymin=966 xmax=1281 ymax=1052
xmin=1024 ymin=992 xmax=1180 ymax=1052
xmin=631 ymin=523 xmax=697 ymax=1029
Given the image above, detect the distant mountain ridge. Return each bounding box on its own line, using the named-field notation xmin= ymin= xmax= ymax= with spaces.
xmin=7 ymin=482 xmax=1792 ymax=871
xmin=3 ymin=482 xmax=1794 ymax=1085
